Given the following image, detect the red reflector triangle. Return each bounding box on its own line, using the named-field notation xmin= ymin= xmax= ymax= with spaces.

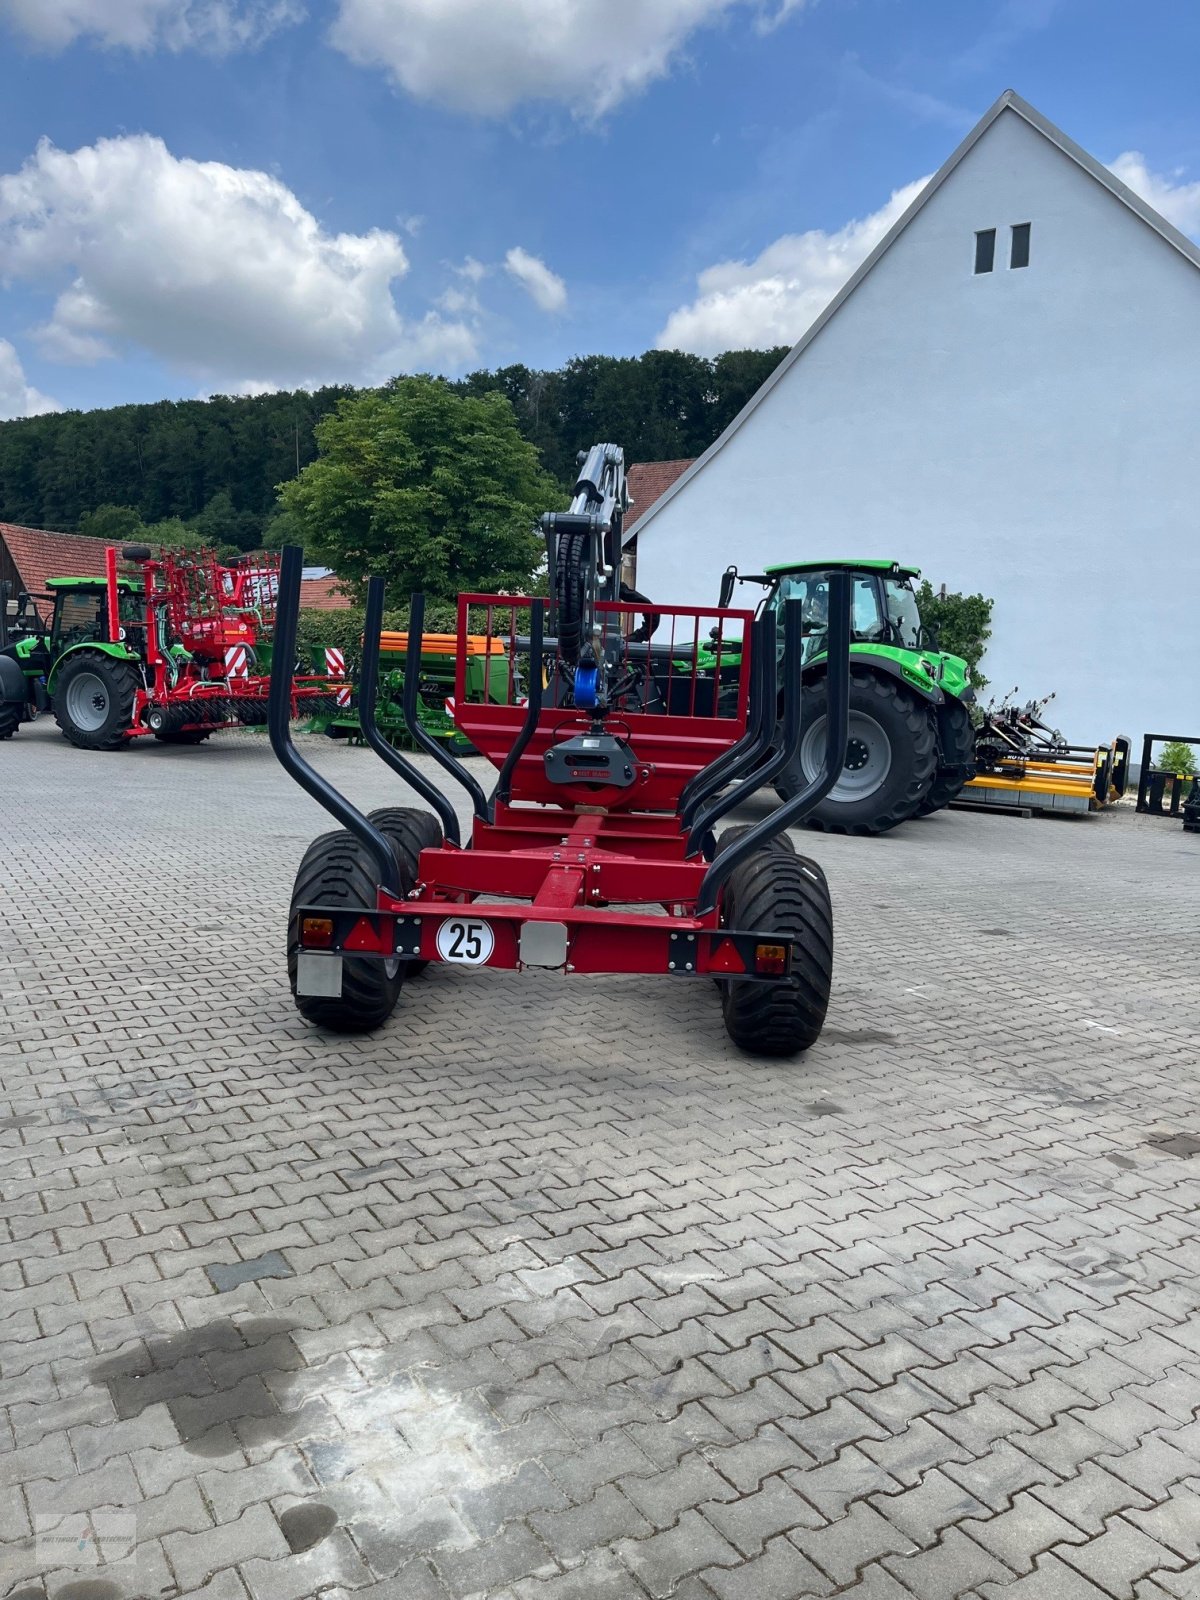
xmin=344 ymin=917 xmax=381 ymax=952
xmin=708 ymin=938 xmax=745 ymax=975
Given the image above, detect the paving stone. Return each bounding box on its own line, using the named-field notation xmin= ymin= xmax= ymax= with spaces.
xmin=960 ymin=1489 xmax=1089 ymax=1574
xmin=164 ymin=1502 xmax=290 ymax=1591
xmin=701 ymin=1533 xmax=834 ymax=1599
xmin=978 ymin=1550 xmax=1144 ymax=1598
xmin=1055 ymin=1514 xmax=1189 ymax=1598
xmin=880 ymin=1525 xmax=1015 ymax=1599
xmin=616 ymin=1509 xmax=740 ymax=1598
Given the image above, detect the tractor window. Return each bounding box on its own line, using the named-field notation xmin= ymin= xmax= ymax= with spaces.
xmin=775 ymin=574 xmax=830 ymax=666
xmin=883 ymin=578 xmax=922 ymax=649
xmin=851 ymin=579 xmax=885 ymax=642
xmin=52 ymin=590 xmax=105 ymax=649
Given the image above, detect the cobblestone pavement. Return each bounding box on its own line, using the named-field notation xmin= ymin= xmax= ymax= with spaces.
xmin=3 ymin=718 xmax=1200 ymax=1600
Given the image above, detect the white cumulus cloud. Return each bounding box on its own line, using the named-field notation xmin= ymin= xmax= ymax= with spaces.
xmin=0 ymin=339 xmax=58 ymax=419
xmin=0 ymin=135 xmax=478 ymax=392
xmin=329 ymin=0 xmax=796 ymax=116
xmin=0 ymin=0 xmax=303 ymax=52
xmin=657 ymin=176 xmax=929 ymax=355
xmin=1109 ymin=151 xmax=1200 ymax=239
xmin=504 ymin=246 xmax=567 ymax=313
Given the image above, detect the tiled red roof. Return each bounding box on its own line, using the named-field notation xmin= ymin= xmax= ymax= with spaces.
xmin=1 ymin=522 xmax=356 ymax=611
xmin=299 ymin=575 xmax=354 ymax=611
xmin=0 ymin=522 xmax=111 ymax=595
xmin=625 ymin=459 xmax=696 ymax=532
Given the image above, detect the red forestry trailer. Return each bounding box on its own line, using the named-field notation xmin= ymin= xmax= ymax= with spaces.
xmin=269 ymin=444 xmax=852 ymax=1056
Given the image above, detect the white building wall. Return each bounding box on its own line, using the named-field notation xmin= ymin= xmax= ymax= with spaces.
xmin=639 ymin=108 xmax=1200 ymax=746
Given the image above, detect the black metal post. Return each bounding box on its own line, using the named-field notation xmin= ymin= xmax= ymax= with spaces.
xmin=695 ymin=572 xmax=852 ymax=916
xmin=267 ymin=546 xmax=400 ymax=894
xmin=491 ymin=599 xmax=545 ymax=811
xmin=689 ymin=612 xmax=787 ymax=846
xmin=401 ymin=592 xmax=490 ymax=823
xmin=679 ymin=613 xmax=774 ymax=833
xmin=359 ymin=577 xmax=461 ymax=847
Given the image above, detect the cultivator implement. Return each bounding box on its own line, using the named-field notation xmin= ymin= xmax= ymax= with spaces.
xmin=270 ymin=450 xmax=854 ymax=1055
xmin=19 ymin=542 xmax=342 ymax=750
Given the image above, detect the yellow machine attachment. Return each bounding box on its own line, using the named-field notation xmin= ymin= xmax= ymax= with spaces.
xmin=962 ymin=736 xmax=1130 ymax=815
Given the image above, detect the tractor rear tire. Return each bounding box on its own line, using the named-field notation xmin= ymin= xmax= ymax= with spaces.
xmin=914 ymin=696 xmax=976 ymax=817
xmin=774 ymin=671 xmax=936 ymax=835
xmin=0 ymin=697 xmax=21 ymax=740
xmin=52 ymin=653 xmax=140 ymax=751
xmin=366 ymin=807 xmax=443 ymax=975
xmin=287 ymin=830 xmax=404 ymax=1032
xmin=720 ymin=850 xmax=834 ymax=1057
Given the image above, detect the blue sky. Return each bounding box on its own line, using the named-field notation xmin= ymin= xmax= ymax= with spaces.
xmin=1 ymin=0 xmax=1198 ymax=418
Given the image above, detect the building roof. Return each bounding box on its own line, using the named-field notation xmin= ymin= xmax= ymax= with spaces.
xmin=298 ymin=574 xmax=354 ymax=611
xmin=0 ymin=522 xmax=111 ymax=595
xmin=624 ymin=459 xmax=696 ymax=534
xmin=632 ymin=88 xmax=1200 ymax=540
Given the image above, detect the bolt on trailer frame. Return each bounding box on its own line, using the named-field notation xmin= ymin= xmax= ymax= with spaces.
xmin=269 ymin=544 xmax=852 ymax=1053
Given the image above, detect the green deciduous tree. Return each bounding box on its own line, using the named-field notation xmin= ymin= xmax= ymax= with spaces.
xmin=277 ymin=377 xmax=562 ymax=602
xmin=915 ymin=580 xmax=994 ymax=690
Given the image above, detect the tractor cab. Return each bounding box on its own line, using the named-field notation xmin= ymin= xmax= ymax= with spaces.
xmin=46 ymin=576 xmax=146 ymax=655
xmin=764 ymin=561 xmax=928 ymax=659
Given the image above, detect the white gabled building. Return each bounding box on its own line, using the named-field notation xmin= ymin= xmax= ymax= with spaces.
xmin=634 ymin=90 xmax=1200 ymax=746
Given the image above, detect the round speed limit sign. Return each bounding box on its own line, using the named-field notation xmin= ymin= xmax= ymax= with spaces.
xmin=436 ymin=916 xmax=494 ymax=966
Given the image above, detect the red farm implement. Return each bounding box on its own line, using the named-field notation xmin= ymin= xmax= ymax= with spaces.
xmin=40 ymin=543 xmax=338 ymax=750
xmin=270 ymin=444 xmax=852 ymax=1055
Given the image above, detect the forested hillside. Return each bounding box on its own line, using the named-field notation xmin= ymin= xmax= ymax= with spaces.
xmin=0 ymin=348 xmax=787 ymax=548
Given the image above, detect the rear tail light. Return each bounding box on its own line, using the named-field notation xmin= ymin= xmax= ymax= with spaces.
xmin=301 ymin=917 xmax=334 ymax=948
xmin=754 ymin=942 xmax=789 ymax=977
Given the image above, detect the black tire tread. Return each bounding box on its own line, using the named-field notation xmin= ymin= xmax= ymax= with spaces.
xmin=714 ymin=823 xmax=796 ymax=857
xmin=914 ymin=695 xmax=976 ymax=817
xmin=0 ymin=698 xmax=21 ymax=740
xmin=287 ymin=830 xmax=403 ymax=1032
xmin=366 ymin=806 xmax=443 ymax=975
xmin=721 ymin=850 xmax=833 ymax=1057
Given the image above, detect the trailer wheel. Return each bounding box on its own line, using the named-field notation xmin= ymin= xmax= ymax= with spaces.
xmin=714 ymin=823 xmax=795 ymax=858
xmin=366 ymin=807 xmax=443 ymax=975
xmin=774 ymin=672 xmax=936 ymax=835
xmin=914 ymin=695 xmax=975 ymax=817
xmin=287 ymin=830 xmax=404 ymax=1032
xmin=52 ymin=652 xmax=140 ymax=751
xmin=720 ymin=851 xmax=833 ymax=1057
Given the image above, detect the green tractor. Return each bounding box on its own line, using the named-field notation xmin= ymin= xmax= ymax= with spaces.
xmin=0 ymin=581 xmax=53 ymax=739
xmin=717 ymin=560 xmax=976 ymax=834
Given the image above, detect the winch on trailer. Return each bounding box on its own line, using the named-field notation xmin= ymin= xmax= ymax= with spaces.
xmin=270 ymin=442 xmax=854 ymax=1057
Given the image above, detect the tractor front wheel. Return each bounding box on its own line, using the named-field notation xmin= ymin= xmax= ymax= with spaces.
xmin=774 ymin=672 xmax=936 ymax=835
xmin=53 ymin=653 xmax=140 ymax=751
xmin=914 ymin=696 xmax=976 ymax=817
xmin=366 ymin=807 xmax=443 ymax=975
xmin=720 ymin=850 xmax=833 ymax=1057
xmin=287 ymin=830 xmax=405 ymax=1032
